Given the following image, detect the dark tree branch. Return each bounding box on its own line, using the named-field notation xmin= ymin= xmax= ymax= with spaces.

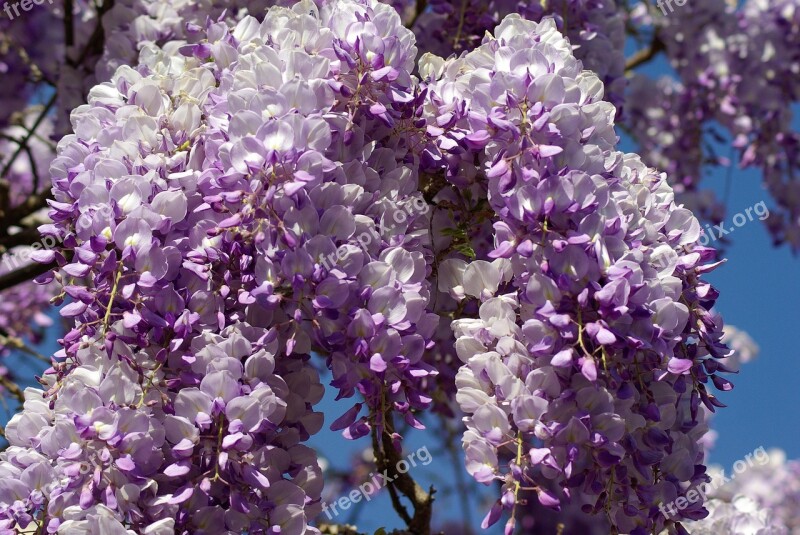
xmin=0 ymin=374 xmax=25 ymax=403
xmin=0 ymin=325 xmax=50 ymax=364
xmin=0 ymin=94 xmax=56 ymax=186
xmin=0 ymin=260 xmax=56 ymax=292
xmin=67 ymin=0 xmax=114 ymax=69
xmin=22 ymin=142 xmax=41 ymax=196
xmin=408 ymin=0 xmax=427 ymax=28
xmin=64 ymin=0 xmax=74 ymax=47
xmin=372 ymin=403 xmax=436 ymax=535
xmin=0 ymin=226 xmax=48 ymax=253
xmin=372 ymin=420 xmax=414 ymax=526
xmin=625 ymin=33 xmax=665 ymax=72
xmin=3 ymin=191 xmax=50 ymax=225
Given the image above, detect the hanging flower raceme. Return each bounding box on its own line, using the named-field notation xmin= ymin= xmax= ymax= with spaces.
xmin=649 ymin=0 xmax=800 ymax=250
xmin=421 ymin=15 xmax=731 ymax=534
xmin=0 ymin=0 xmax=437 ymax=532
xmin=624 ymin=75 xmax=726 ymax=228
xmin=96 ymin=0 xmax=288 ymax=81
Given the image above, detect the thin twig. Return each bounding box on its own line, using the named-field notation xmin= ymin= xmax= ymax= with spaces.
xmin=0 ymin=94 xmax=56 ymax=181
xmin=372 ymin=420 xmax=414 ymax=526
xmin=0 ymin=326 xmax=50 ymax=364
xmin=0 ymin=375 xmax=24 ymax=403
xmin=625 ymin=34 xmax=665 ymax=72
xmin=67 ymin=0 xmax=114 ymax=69
xmin=21 ymin=143 xmax=40 ymax=196
xmin=373 ymin=403 xmax=436 ymax=535
xmin=64 ymin=0 xmax=74 ymax=47
xmin=0 ymin=226 xmax=46 ymax=251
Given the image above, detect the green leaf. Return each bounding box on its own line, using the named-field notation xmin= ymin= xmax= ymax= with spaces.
xmin=456 ymin=243 xmax=476 ymax=259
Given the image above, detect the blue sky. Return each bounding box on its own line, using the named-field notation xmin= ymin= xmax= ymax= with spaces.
xmin=625 ymin=46 xmax=800 ymax=471
xmin=686 ymin=152 xmax=800 ymax=469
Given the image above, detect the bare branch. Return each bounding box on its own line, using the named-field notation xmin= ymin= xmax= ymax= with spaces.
xmin=625 ymin=34 xmax=665 ymax=72
xmin=67 ymin=0 xmax=115 ymax=69
xmin=0 ymin=226 xmax=46 ymax=252
xmin=22 ymin=142 xmax=41 ymax=197
xmin=0 ymin=325 xmax=50 ymax=364
xmin=0 ymin=374 xmax=25 ymax=403
xmin=0 ymin=259 xmax=56 ymax=292
xmin=64 ymin=0 xmax=75 ymax=47
xmin=372 ymin=405 xmax=436 ymax=535
xmin=408 ymin=0 xmax=427 ymax=28
xmin=2 ymin=191 xmax=50 ymax=226
xmin=0 ymin=94 xmax=57 ymax=183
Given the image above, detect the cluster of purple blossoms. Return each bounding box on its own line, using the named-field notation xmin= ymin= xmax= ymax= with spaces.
xmin=0 ymin=0 xmax=742 ymax=533
xmin=624 ymin=75 xmax=726 ymax=227
xmin=0 ymin=324 xmax=323 ymax=534
xmin=0 ymin=0 xmax=440 ymax=531
xmin=421 ymin=15 xmax=730 ymax=534
xmin=412 ymin=0 xmax=626 ymax=109
xmin=632 ymin=0 xmax=800 ymax=250
xmin=95 ymin=0 xmax=288 ymax=81
xmin=683 ymin=450 xmax=800 ymax=534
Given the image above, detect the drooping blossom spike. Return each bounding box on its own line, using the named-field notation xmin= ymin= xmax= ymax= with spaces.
xmin=422 ymin=14 xmax=731 ymax=533
xmin=646 ymin=0 xmax=800 ymax=250
xmin=0 ymin=0 xmax=438 ymax=531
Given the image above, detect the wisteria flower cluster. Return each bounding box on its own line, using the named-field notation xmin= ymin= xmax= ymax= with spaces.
xmin=421 ymin=15 xmax=730 ymax=534
xmin=0 ymin=0 xmax=742 ymax=534
xmin=684 ymin=450 xmax=800 ymax=534
xmin=413 ymin=0 xmax=627 ymax=109
xmin=96 ymin=0 xmax=288 ymax=81
xmin=0 ymin=0 xmax=438 ymax=532
xmin=629 ymin=0 xmax=800 ymax=250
